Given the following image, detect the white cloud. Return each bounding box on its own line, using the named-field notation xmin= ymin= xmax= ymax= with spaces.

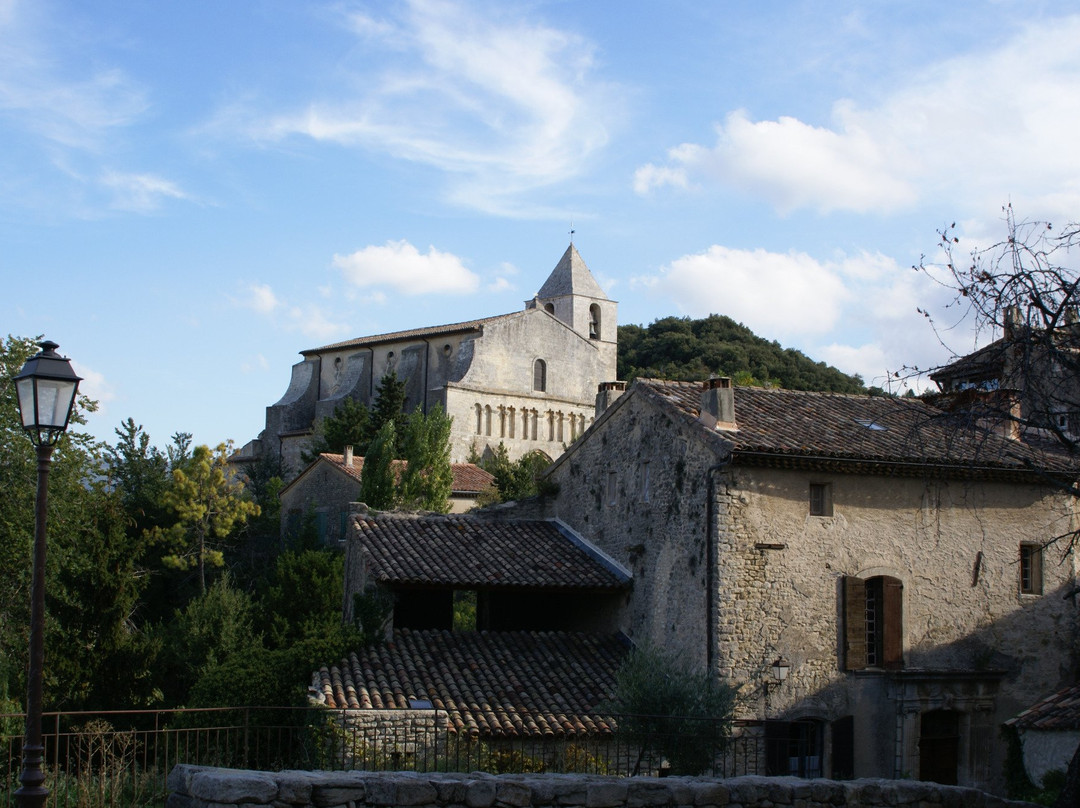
xmin=633 ymin=245 xmax=852 ymax=341
xmin=70 ymin=361 xmax=115 ymax=421
xmin=635 ymin=16 xmax=1080 ymax=218
xmin=243 ymin=0 xmax=620 ymax=213
xmin=488 ymin=276 xmax=513 ymax=292
xmin=240 ymin=353 xmax=270 ymax=374
xmin=245 ymin=283 xmax=280 ymax=314
xmin=101 ymin=171 xmax=188 ymax=212
xmin=333 ymin=239 xmax=479 ymax=295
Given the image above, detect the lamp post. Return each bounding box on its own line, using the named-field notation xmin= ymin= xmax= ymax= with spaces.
xmin=12 ymin=340 xmax=81 ymax=808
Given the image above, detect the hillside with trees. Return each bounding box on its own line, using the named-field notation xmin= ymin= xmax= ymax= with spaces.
xmin=618 ymin=314 xmax=865 ymax=393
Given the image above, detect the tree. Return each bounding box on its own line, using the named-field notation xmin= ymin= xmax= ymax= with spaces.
xmin=916 ymin=205 xmax=1080 ymax=808
xmin=605 ymin=643 xmax=736 ymax=775
xmin=359 ymin=421 xmax=397 ymax=509
xmin=473 ymin=444 xmax=553 ymax=505
xmin=302 ymin=396 xmax=372 ymax=464
xmin=398 ymin=404 xmax=454 ymax=512
xmin=153 ymin=443 xmax=261 ymax=594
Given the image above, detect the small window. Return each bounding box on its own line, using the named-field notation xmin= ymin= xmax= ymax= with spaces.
xmin=589 ymin=303 xmax=601 ymax=339
xmin=1020 ymin=544 xmax=1043 ymax=595
xmin=533 ymin=359 xmax=547 ymax=392
xmin=544 ymin=302 xmax=555 ymax=314
xmin=809 ymin=483 xmax=832 ymax=516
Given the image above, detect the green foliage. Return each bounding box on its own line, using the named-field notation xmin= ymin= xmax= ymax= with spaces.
xmin=303 ymin=396 xmax=372 ymax=464
xmin=260 ymin=549 xmax=347 ymax=649
xmin=359 ymin=421 xmax=397 ymax=509
xmin=452 ymin=590 xmax=477 ymax=631
xmin=398 ymin=404 xmax=454 ymax=512
xmin=605 ymin=643 xmax=736 ymax=775
xmin=158 ymin=574 xmax=260 ymax=704
xmin=474 ymin=444 xmax=553 ymax=505
xmin=352 ymin=587 xmax=393 ymax=640
xmin=152 ymin=443 xmax=260 ymax=593
xmin=371 ymin=370 xmax=408 ymax=449
xmin=617 ymin=315 xmax=865 ymax=393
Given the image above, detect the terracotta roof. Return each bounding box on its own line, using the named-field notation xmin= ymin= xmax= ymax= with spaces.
xmin=311 ymin=629 xmax=626 ymax=737
xmin=303 ymin=315 xmax=508 ymax=355
xmin=1007 ymin=683 xmax=1080 ymax=731
xmin=354 ymin=512 xmax=630 ymax=590
xmin=928 ymin=340 xmax=1006 ymax=385
xmin=634 ymin=379 xmax=1076 ymax=475
xmin=321 ymin=453 xmax=494 ymax=495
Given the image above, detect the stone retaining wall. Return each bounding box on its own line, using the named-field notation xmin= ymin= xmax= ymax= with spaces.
xmin=166 ymin=765 xmax=1037 ymax=808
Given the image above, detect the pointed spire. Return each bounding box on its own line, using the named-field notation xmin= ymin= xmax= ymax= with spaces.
xmin=536 ymin=243 xmax=607 ymax=300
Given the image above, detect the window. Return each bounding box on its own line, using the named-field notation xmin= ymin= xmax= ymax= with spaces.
xmin=533 ymin=359 xmax=546 ymax=392
xmin=544 ymin=302 xmax=555 ymax=314
xmin=765 ymin=720 xmax=823 ymax=778
xmin=843 ymin=575 xmax=903 ymax=670
xmin=589 ymin=304 xmax=601 ymax=339
xmin=1020 ymin=543 xmax=1043 ymax=595
xmin=809 ymin=483 xmax=832 ymax=516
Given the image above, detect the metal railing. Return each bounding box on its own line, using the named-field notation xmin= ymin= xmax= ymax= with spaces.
xmin=0 ymin=708 xmax=765 ymax=808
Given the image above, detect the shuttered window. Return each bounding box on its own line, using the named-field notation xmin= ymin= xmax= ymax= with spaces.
xmin=1020 ymin=544 xmax=1043 ymax=595
xmin=843 ymin=575 xmax=903 ymax=670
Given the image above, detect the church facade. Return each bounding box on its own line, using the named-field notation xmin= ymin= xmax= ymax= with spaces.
xmin=242 ymin=244 xmax=617 ymax=475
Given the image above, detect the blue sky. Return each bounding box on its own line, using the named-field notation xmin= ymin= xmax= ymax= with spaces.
xmin=4 ymin=0 xmax=1080 ymax=450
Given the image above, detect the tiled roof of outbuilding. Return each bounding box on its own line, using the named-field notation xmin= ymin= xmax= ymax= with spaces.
xmin=321 ymin=453 xmax=494 ymax=494
xmin=635 ymin=379 xmax=1075 ymax=475
xmin=311 ymin=629 xmax=626 ymax=737
xmin=1007 ymin=683 xmax=1080 ymax=731
xmin=354 ymin=513 xmax=629 ymax=590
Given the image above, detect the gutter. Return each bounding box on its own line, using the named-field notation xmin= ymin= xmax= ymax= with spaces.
xmin=705 ymin=455 xmax=733 ymax=672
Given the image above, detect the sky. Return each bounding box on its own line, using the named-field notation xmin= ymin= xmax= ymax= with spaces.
xmin=4 ymin=0 xmax=1080 ymax=450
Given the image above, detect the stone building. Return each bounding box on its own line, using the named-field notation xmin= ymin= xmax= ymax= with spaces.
xmin=240 ymin=244 xmax=616 ymax=476
xmin=521 ymin=377 xmax=1079 ymax=793
xmin=278 ymin=447 xmax=496 ymax=543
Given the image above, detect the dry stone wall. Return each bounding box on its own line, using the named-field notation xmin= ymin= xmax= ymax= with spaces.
xmin=166 ymin=766 xmax=1038 ymax=808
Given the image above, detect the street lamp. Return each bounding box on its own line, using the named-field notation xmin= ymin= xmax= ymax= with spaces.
xmin=13 ymin=340 xmax=81 ymax=808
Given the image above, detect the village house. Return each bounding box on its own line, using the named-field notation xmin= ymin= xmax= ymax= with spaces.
xmin=278 ymin=447 xmax=496 ymax=543
xmin=498 ymin=377 xmax=1080 ymax=793
xmin=238 ymin=244 xmax=617 ymax=476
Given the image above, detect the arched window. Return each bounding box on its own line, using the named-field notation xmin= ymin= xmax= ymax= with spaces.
xmin=475 ymin=404 xmax=483 ymax=435
xmin=533 ymin=359 xmax=547 ymax=392
xmin=484 ymin=405 xmax=492 ymax=437
xmin=544 ymin=302 xmax=555 ymax=315
xmin=843 ymin=575 xmax=903 ymax=670
xmin=589 ymin=304 xmax=601 ymax=339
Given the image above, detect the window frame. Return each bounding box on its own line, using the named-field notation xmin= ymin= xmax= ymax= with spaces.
xmin=1019 ymin=543 xmax=1044 ymax=595
xmin=809 ymin=482 xmax=833 ymax=517
xmin=533 ymin=358 xmax=547 ymax=392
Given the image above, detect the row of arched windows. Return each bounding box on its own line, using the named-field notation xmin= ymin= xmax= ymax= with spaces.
xmin=474 ymin=403 xmax=592 ymax=442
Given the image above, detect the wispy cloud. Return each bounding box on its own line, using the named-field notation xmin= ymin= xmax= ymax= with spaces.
xmin=635 ymin=16 xmax=1080 ymax=220
xmin=236 ymin=0 xmax=620 ymax=213
xmin=0 ymin=3 xmax=147 ymax=151
xmin=101 ymin=171 xmax=188 ymax=212
xmin=334 ymin=239 xmax=479 ymax=295
xmin=239 ymin=282 xmax=348 ymax=341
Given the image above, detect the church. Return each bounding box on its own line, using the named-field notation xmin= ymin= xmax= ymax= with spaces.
xmin=240 ymin=244 xmax=617 ymax=475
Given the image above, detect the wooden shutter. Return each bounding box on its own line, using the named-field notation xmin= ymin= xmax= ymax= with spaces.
xmin=843 ymin=576 xmax=867 ymax=671
xmin=882 ymin=576 xmax=904 ymax=669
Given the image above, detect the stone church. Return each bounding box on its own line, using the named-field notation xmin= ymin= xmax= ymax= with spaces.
xmin=240 ymin=244 xmax=617 ymax=476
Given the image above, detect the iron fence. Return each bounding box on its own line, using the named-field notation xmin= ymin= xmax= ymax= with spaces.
xmin=0 ymin=708 xmax=764 ymax=808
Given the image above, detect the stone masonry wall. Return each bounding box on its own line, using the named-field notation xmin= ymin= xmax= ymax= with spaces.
xmin=166 ymin=766 xmax=1038 ymax=808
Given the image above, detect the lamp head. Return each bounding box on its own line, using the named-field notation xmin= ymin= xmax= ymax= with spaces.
xmin=13 ymin=341 xmax=82 ymax=447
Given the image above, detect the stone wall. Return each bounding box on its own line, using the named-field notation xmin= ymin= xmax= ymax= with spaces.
xmin=165 ymin=766 xmax=1037 ymax=808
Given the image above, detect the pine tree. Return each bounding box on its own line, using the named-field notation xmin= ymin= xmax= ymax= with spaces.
xmin=359 ymin=421 xmax=397 ymax=509
xmin=398 ymin=404 xmax=454 ymax=512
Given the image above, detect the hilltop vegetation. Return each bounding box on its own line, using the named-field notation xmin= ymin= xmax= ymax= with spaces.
xmin=617 ymin=314 xmax=865 ymax=393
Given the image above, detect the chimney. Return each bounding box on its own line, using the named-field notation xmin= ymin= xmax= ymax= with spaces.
xmin=700 ymin=377 xmax=736 ymax=430
xmin=343 ymin=444 xmax=354 ymax=466
xmin=596 ymin=381 xmax=627 ymax=416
